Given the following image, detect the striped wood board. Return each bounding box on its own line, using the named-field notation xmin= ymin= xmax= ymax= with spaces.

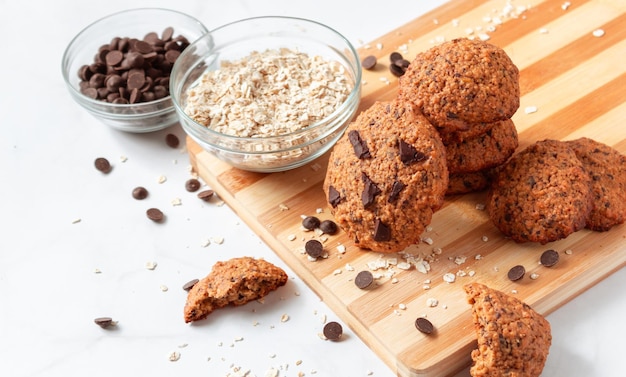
xmin=187 ymin=0 xmax=626 ymax=375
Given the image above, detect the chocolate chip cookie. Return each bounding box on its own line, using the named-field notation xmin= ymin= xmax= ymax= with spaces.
xmin=465 ymin=282 xmax=552 ymax=377
xmin=565 ymin=137 xmax=626 ymax=231
xmin=487 ymin=139 xmax=593 ymax=244
xmin=399 ymin=38 xmax=519 ymax=132
xmin=445 ymin=119 xmax=518 ymax=174
xmin=184 ymin=257 xmax=288 ymax=322
xmin=446 ymin=168 xmax=495 ymax=196
xmin=323 ymin=100 xmax=448 ymax=253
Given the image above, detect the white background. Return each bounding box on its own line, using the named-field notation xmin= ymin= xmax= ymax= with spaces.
xmin=1 ymin=0 xmax=624 ymax=376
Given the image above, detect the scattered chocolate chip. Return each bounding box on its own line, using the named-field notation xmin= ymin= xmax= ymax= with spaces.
xmin=165 ymin=133 xmax=180 ymax=148
xmin=361 ymin=173 xmax=382 ymax=208
xmin=323 ymin=321 xmax=343 ymax=341
xmin=302 ymin=216 xmax=321 ymax=230
xmin=94 ymin=317 xmax=114 ymax=329
xmin=355 ymin=270 xmax=374 ymax=289
xmin=398 ymin=139 xmax=426 ymax=165
xmin=146 ymin=208 xmax=164 ymax=222
xmin=389 ymin=51 xmax=403 ymax=63
xmin=319 ymin=220 xmax=338 ymax=235
xmin=373 ymin=219 xmax=391 ymax=242
xmin=388 ymin=180 xmax=406 ymax=203
xmin=415 ymin=317 xmax=434 ymax=335
xmin=197 ymin=189 xmax=215 ymax=201
xmin=185 ymin=178 xmax=201 ymax=192
xmin=348 ymin=130 xmax=371 ymax=159
xmin=328 ymin=186 xmax=342 ymax=208
xmin=132 ymin=186 xmax=148 ymax=200
xmin=305 ymin=239 xmax=324 ymax=259
xmin=540 ymin=249 xmax=559 ymax=267
xmin=94 ymin=157 xmax=112 ymax=174
xmin=508 ymin=265 xmax=526 ymax=281
xmin=389 ymin=62 xmax=406 ymax=77
xmin=361 ymin=55 xmax=377 ymax=70
xmin=182 ymin=279 xmax=199 ymax=292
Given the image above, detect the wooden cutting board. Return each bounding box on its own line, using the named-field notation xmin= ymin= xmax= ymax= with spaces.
xmin=187 ymin=0 xmax=626 ymax=375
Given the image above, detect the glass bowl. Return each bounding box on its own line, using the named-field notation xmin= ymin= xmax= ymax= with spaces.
xmin=170 ymin=16 xmax=362 ymax=172
xmin=61 ymin=8 xmax=209 ymax=133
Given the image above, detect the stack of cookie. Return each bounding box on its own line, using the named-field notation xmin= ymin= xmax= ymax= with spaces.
xmin=398 ymin=38 xmax=520 ymax=195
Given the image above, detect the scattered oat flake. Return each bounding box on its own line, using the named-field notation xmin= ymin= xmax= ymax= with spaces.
xmin=265 ymin=368 xmax=279 ymax=377
xmin=287 ymin=234 xmax=297 ymax=241
xmin=443 ymin=273 xmax=456 ymax=283
xmin=379 ymin=77 xmax=391 ymax=85
xmin=565 ymin=249 xmax=573 ymax=255
xmin=539 ymin=27 xmax=549 ymax=34
xmin=525 ymin=106 xmax=538 ymax=114
xmin=168 ymin=351 xmax=181 ymax=361
xmin=211 ymin=236 xmax=224 ymax=244
xmin=171 ymin=198 xmax=182 ymax=206
xmin=398 ymin=303 xmax=407 ymax=310
xmin=592 ymin=29 xmax=605 ymax=37
xmin=481 ymin=235 xmax=489 ymax=242
xmin=145 ymin=261 xmax=157 ymax=270
xmin=376 ymin=42 xmax=383 ymax=50
xmin=530 ymin=273 xmax=540 ymax=280
xmin=234 ymin=336 xmax=244 ymax=342
xmin=336 ymin=244 xmax=346 ymax=254
xmin=201 ymin=239 xmax=211 ymax=247
xmin=315 ymin=208 xmax=324 ymax=214
xmin=278 ymin=203 xmax=289 ymax=211
xmin=333 ymin=269 xmax=342 ymax=275
xmin=119 ymin=155 xmax=128 ymax=162
xmin=426 ymin=297 xmax=439 ymax=307
xmin=454 ymin=256 xmax=467 ymax=265
xmin=160 ymin=285 xmax=168 ymax=292
xmin=280 ymin=314 xmax=290 ymax=323
xmin=561 ymin=1 xmax=571 ymax=10
xmin=478 ymin=33 xmax=491 ymax=41
xmin=157 ymin=175 xmax=167 ymax=184
xmin=72 ymin=218 xmax=81 ymax=224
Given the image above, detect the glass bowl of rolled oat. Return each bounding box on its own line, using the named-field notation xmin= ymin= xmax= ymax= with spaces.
xmin=62 ymin=8 xmax=209 ymax=133
xmin=170 ymin=16 xmax=362 ymax=172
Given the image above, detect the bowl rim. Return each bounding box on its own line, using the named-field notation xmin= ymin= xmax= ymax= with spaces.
xmin=170 ymin=15 xmax=363 ymax=142
xmin=61 ymin=7 xmax=210 ymax=112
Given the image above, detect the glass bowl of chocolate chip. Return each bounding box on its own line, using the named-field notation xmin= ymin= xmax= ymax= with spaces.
xmin=170 ymin=16 xmax=362 ymax=172
xmin=62 ymin=8 xmax=209 ymax=133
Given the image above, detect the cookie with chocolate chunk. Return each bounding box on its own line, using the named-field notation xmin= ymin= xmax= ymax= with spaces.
xmin=445 ymin=119 xmax=518 ymax=174
xmin=184 ymin=257 xmax=288 ymax=322
xmin=565 ymin=137 xmax=626 ymax=231
xmin=487 ymin=139 xmax=593 ymax=244
xmin=399 ymin=38 xmax=519 ymax=132
xmin=465 ymin=282 xmax=552 ymax=377
xmin=323 ymin=100 xmax=448 ymax=253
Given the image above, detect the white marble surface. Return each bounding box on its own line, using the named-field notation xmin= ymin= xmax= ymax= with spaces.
xmin=1 ymin=0 xmax=624 ymax=376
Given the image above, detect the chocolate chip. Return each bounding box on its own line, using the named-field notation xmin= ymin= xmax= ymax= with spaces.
xmin=165 ymin=133 xmax=180 ymax=148
xmin=540 ymin=249 xmax=559 ymax=267
xmin=323 ymin=321 xmax=343 ymax=341
xmin=398 ymin=139 xmax=426 ymax=165
xmin=94 ymin=317 xmax=114 ymax=329
xmin=389 ymin=62 xmax=406 ymax=77
xmin=507 ymin=265 xmax=526 ymax=281
xmin=328 ymin=186 xmax=342 ymax=208
xmin=348 ymin=130 xmax=371 ymax=159
xmin=414 ymin=317 xmax=434 ymax=335
xmin=319 ymin=220 xmax=338 ymax=235
xmin=388 ymin=180 xmax=406 ymax=203
xmin=361 ymin=55 xmax=377 ymax=70
xmin=146 ymin=208 xmax=164 ymax=222
xmin=185 ymin=178 xmax=201 ymax=192
xmin=389 ymin=51 xmax=403 ymax=63
xmin=94 ymin=157 xmax=112 ymax=174
xmin=355 ymin=270 xmax=374 ymax=289
xmin=197 ymin=189 xmax=215 ymax=201
xmin=302 ymin=216 xmax=321 ymax=230
xmin=373 ymin=219 xmax=391 ymax=242
xmin=305 ymin=239 xmax=324 ymax=259
xmin=132 ymin=186 xmax=148 ymax=200
xmin=78 ymin=27 xmax=188 ymax=104
xmin=361 ymin=173 xmax=382 ymax=209
xmin=182 ymin=278 xmax=199 ymax=292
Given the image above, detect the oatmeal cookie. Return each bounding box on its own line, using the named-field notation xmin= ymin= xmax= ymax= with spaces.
xmin=465 ymin=282 xmax=552 ymax=377
xmin=184 ymin=257 xmax=288 ymax=323
xmin=446 ymin=119 xmax=518 ymax=174
xmin=437 ymin=121 xmax=495 ymax=145
xmin=323 ymin=100 xmax=448 ymax=253
xmin=566 ymin=137 xmax=626 ymax=231
xmin=487 ymin=139 xmax=593 ymax=244
xmin=446 ymin=168 xmax=495 ymax=196
xmin=399 ymin=38 xmax=519 ymax=132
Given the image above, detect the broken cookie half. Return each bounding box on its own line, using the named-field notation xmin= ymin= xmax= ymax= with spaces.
xmin=184 ymin=257 xmax=288 ymax=323
xmin=464 ymin=282 xmax=551 ymax=377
